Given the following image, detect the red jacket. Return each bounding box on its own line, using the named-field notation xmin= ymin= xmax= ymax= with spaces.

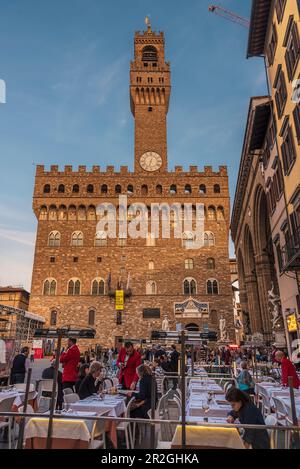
xmin=60 ymin=345 xmax=80 ymax=383
xmin=116 ymin=348 xmax=141 ymax=389
xmin=281 ymin=357 xmax=300 ymax=389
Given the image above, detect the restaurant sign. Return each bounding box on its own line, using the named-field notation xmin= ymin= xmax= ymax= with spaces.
xmin=287 ymin=313 xmax=298 ymax=332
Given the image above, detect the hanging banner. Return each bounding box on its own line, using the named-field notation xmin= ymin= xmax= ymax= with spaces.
xmin=287 ymin=314 xmax=297 ymax=332
xmin=115 ymin=290 xmax=124 ymax=311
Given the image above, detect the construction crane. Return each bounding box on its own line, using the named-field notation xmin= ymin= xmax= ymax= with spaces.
xmin=208 ymin=4 xmax=250 ymax=29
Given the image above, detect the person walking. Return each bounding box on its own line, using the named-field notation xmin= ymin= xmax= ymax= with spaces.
xmin=10 ymin=347 xmax=29 ymax=384
xmin=59 ymin=338 xmax=80 ymax=390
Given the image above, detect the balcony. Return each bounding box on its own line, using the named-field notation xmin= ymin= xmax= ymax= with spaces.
xmin=282 ymin=225 xmax=300 ymax=271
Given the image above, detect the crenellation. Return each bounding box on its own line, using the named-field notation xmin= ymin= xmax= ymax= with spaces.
xmin=78 ymin=165 xmax=86 ymax=173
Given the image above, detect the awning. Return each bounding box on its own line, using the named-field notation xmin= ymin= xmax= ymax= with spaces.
xmin=249 ymin=101 xmax=271 ymax=151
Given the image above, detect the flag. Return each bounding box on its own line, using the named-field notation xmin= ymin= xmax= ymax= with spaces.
xmin=126 ymin=272 xmax=131 ymax=290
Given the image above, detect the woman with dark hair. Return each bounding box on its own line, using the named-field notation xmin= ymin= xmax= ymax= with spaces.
xmin=226 ymin=387 xmax=270 ymax=449
xmin=127 ymin=364 xmax=157 ymax=419
xmin=75 ymin=363 xmax=89 ymax=393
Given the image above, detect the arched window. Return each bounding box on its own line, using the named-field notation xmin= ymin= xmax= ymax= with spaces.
xmin=87 ymin=184 xmax=94 ymax=193
xmin=207 ymin=206 xmax=216 ymax=220
xmin=43 ymin=184 xmax=50 ymax=194
xmin=72 ymin=184 xmax=79 ymax=193
xmin=207 ymin=257 xmax=215 ymax=269
xmin=39 ymin=206 xmax=47 ymax=220
xmin=182 ymin=231 xmax=195 ymax=249
xmin=71 ymin=231 xmax=83 ymax=246
xmin=217 ymin=206 xmax=225 ymax=220
xmin=48 ymin=231 xmax=61 ymax=247
xmin=170 ymin=184 xmax=177 ymax=195
xmin=185 ymin=258 xmax=194 ymax=269
xmin=50 ymin=310 xmax=57 ymax=326
xmin=199 ymin=184 xmax=206 ymax=194
xmin=43 ymin=279 xmax=57 ymax=296
xmin=149 ymin=261 xmax=154 ymax=270
xmin=141 ymin=184 xmax=148 ymax=196
xmin=183 ymin=278 xmax=197 ymax=295
xmin=101 ymin=184 xmax=108 ymax=194
xmin=156 ymin=184 xmax=163 ymax=195
xmin=146 ymin=281 xmax=157 ymax=295
xmin=58 ymin=184 xmax=65 ymax=193
xmin=88 ymin=309 xmax=95 ymax=326
xmin=115 ymin=184 xmax=122 ymax=194
xmin=87 ymin=205 xmax=96 ymax=220
xmin=214 ymin=184 xmax=221 ymax=194
xmin=184 ymin=184 xmax=192 ymax=195
xmin=142 ymin=46 xmax=158 ymax=62
xmin=91 ymin=278 xmax=105 ymax=296
xmin=95 ymin=231 xmax=107 ymax=247
xmin=207 ymin=279 xmax=219 ymax=295
xmin=204 ymin=232 xmax=215 ymax=247
xmin=127 ymin=185 xmax=134 ymax=195
xmin=68 ymin=279 xmax=81 ymax=295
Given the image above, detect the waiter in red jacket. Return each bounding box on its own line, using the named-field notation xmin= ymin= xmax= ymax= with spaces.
xmin=117 ymin=342 xmax=141 ymax=390
xmin=59 ymin=338 xmax=80 ymax=390
xmin=275 ymin=350 xmax=300 ymax=389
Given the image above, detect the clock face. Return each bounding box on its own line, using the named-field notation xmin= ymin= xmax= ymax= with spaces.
xmin=140 ymin=152 xmax=162 ymax=172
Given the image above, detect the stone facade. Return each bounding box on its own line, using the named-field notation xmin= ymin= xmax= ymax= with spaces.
xmin=29 ymin=24 xmax=235 ymax=348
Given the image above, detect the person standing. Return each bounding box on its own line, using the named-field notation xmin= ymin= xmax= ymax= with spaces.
xmin=59 ymin=338 xmax=80 ymax=390
xmin=116 ymin=341 xmax=141 ymax=390
xmin=10 ymin=347 xmax=29 ymax=384
xmin=275 ymin=351 xmax=300 ymax=389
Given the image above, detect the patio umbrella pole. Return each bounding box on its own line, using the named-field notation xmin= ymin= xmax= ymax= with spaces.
xmin=150 ymin=371 xmax=156 ymax=448
xmin=17 ymin=367 xmax=32 ymax=449
xmin=180 ymin=330 xmax=186 ymax=448
xmin=46 ymin=330 xmax=62 ymax=450
xmin=191 ymin=345 xmax=194 ymax=378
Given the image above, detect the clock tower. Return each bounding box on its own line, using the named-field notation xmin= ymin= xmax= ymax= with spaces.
xmin=130 ymin=18 xmax=171 ymax=173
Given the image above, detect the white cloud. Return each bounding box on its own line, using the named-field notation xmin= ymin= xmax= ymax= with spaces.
xmin=0 ymin=226 xmax=35 ymax=247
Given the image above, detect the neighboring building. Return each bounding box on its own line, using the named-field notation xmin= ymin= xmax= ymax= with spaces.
xmin=246 ymin=0 xmax=300 ymax=354
xmin=229 ymin=259 xmax=244 ymax=344
xmin=29 ymin=21 xmax=235 ymax=349
xmin=0 ymin=286 xmax=30 ymax=310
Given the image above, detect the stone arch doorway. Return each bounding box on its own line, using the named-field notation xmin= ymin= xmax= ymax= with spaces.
xmin=185 ymin=323 xmax=199 ymax=331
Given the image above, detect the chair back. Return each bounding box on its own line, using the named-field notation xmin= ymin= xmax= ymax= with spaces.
xmin=63 ymin=388 xmax=74 ymax=396
xmin=272 ymin=397 xmax=288 ymax=422
xmin=14 ymin=383 xmax=35 ymax=392
xmin=265 ymin=414 xmax=278 ymax=449
xmin=112 ymin=377 xmax=119 ymax=387
xmin=0 ymin=396 xmax=16 ymax=412
xmin=63 ymin=393 xmax=80 ymax=405
xmin=39 ymin=379 xmax=54 ymax=393
xmin=125 ymin=397 xmax=136 ymax=418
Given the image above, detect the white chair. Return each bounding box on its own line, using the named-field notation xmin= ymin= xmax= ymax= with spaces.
xmin=63 ymin=393 xmax=80 ymax=409
xmin=117 ymin=397 xmax=135 ymax=449
xmin=14 ymin=404 xmax=35 ymax=448
xmin=63 ymin=388 xmax=73 ymax=396
xmin=112 ymin=377 xmax=119 ymax=387
xmin=272 ymin=397 xmax=290 ymax=448
xmin=265 ymin=414 xmax=278 ymax=449
xmin=14 ymin=383 xmax=36 ymax=392
xmin=90 ymin=410 xmax=110 ymax=449
xmin=103 ymin=378 xmax=113 ymax=391
xmin=0 ymin=396 xmax=16 ymax=449
xmin=36 ymin=379 xmax=56 ymax=413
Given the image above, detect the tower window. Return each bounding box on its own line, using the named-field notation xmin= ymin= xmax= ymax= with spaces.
xmin=142 ymin=46 xmax=158 ymax=62
xmin=148 ymin=107 xmax=153 ymax=112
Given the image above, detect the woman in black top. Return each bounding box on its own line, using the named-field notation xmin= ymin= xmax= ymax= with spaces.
xmin=75 ymin=363 xmax=89 ymax=393
xmin=128 ymin=364 xmax=157 ymax=419
xmin=78 ymin=362 xmax=104 ymax=400
xmin=226 ymin=387 xmax=270 ymax=449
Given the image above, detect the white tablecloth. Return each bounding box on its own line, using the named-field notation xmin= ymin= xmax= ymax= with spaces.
xmin=68 ymin=395 xmax=126 ymax=417
xmin=0 ymin=390 xmax=37 ymax=407
xmin=25 ymin=417 xmax=91 ymax=441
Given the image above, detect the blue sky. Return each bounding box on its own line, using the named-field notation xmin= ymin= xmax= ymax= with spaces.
xmin=0 ymin=0 xmax=267 ymax=291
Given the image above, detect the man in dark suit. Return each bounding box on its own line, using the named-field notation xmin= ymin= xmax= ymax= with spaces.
xmin=10 ymin=347 xmax=29 ymax=384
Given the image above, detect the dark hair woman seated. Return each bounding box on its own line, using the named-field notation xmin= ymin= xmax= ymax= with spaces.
xmin=128 ymin=364 xmax=157 ymax=419
xmin=226 ymin=387 xmax=270 ymax=449
xmin=75 ymin=363 xmax=89 ymax=393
